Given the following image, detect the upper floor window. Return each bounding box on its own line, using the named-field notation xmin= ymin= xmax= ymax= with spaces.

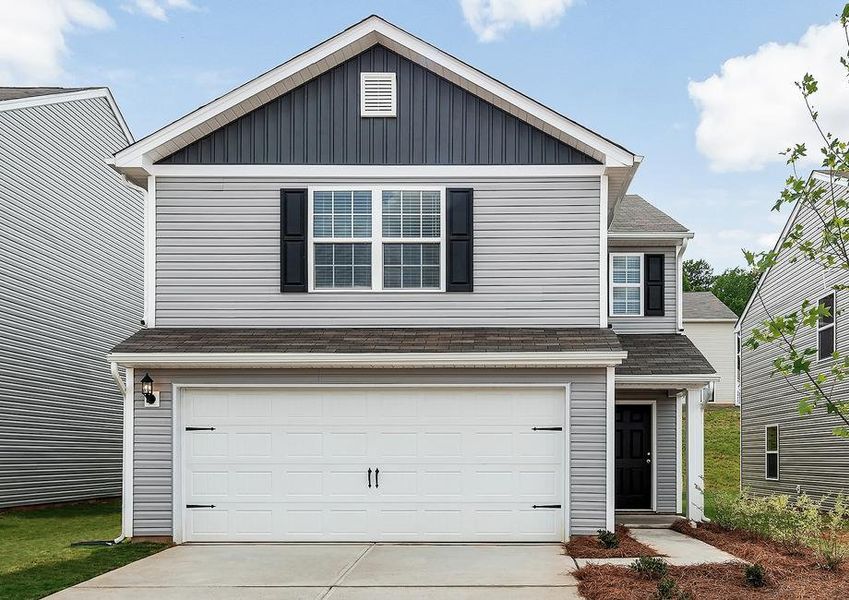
xmin=610 ymin=253 xmax=642 ymax=316
xmin=310 ymin=188 xmax=443 ymax=292
xmin=818 ymin=292 xmax=835 ymax=361
xmin=765 ymin=424 xmax=779 ymax=480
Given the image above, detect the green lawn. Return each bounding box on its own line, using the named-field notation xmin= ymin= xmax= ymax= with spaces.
xmin=0 ymin=500 xmax=167 ymax=600
xmin=683 ymin=405 xmax=741 ymax=518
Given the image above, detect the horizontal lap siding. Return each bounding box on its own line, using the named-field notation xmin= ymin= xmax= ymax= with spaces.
xmin=740 ymin=186 xmax=849 ymax=502
xmin=684 ymin=322 xmax=736 ymax=404
xmin=154 ymin=176 xmax=601 ymax=327
xmin=0 ymin=97 xmax=143 ymax=507
xmin=131 ymin=368 xmax=607 ymax=537
xmin=609 ymin=245 xmax=678 ymax=334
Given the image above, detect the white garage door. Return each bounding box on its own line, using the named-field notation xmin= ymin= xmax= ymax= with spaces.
xmin=180 ymin=386 xmax=565 ymax=542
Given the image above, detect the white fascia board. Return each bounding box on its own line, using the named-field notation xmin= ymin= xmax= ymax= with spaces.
xmin=607 ymin=231 xmax=694 ymax=240
xmin=684 ymin=318 xmax=738 ymax=323
xmin=108 ymin=350 xmax=628 ymax=369
xmin=114 ymin=15 xmax=634 ymax=170
xmin=0 ymin=88 xmax=134 ymax=143
xmin=147 ymin=164 xmax=606 ymax=179
xmin=616 ymin=374 xmax=720 ymax=389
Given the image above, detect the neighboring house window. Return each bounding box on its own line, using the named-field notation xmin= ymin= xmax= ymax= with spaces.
xmin=311 ymin=188 xmax=443 ymax=291
xmin=818 ymin=292 xmax=836 ymax=360
xmin=610 ymin=254 xmax=642 ymax=316
xmin=765 ymin=425 xmax=779 ymax=480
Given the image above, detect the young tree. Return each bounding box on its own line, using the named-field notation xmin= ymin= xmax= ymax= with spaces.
xmin=744 ymin=4 xmax=849 ymax=437
xmin=683 ymin=258 xmax=714 ymax=292
xmin=711 ymin=268 xmax=758 ymax=317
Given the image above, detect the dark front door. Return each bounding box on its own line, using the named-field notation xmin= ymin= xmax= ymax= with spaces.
xmin=615 ymin=405 xmax=652 ymax=510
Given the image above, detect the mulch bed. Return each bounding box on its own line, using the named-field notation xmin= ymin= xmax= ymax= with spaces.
xmin=564 ymin=525 xmax=661 ymax=558
xmin=574 ymin=519 xmax=849 ymax=599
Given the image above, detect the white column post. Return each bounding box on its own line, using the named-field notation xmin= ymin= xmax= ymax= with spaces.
xmin=686 ymin=386 xmax=705 ymax=522
xmin=605 ymin=366 xmax=616 ymax=531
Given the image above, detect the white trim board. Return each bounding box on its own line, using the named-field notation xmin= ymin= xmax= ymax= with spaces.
xmin=112 ymin=15 xmax=635 ymax=172
xmin=109 ymin=350 xmax=628 ymax=369
xmin=616 ymin=374 xmax=720 ymax=389
xmin=168 ymin=381 xmax=573 ymax=544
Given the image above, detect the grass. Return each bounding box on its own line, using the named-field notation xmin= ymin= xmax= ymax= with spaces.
xmin=0 ymin=499 xmax=168 ymax=600
xmin=683 ymin=405 xmax=741 ymax=518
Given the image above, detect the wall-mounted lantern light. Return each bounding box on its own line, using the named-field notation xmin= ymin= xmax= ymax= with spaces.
xmin=141 ymin=372 xmax=158 ymax=406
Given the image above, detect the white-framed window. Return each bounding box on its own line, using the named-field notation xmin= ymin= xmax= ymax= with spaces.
xmin=309 ymin=187 xmax=445 ymax=292
xmin=609 ymin=253 xmax=643 ymax=316
xmin=817 ymin=292 xmax=836 ymax=361
xmin=765 ymin=424 xmax=779 ymax=480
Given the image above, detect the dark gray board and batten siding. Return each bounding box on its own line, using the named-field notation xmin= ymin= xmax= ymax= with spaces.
xmin=0 ymin=96 xmax=143 ymax=508
xmin=131 ymin=368 xmax=609 ymax=537
xmin=158 ymin=44 xmax=599 ymax=166
xmin=740 ymin=183 xmax=849 ymax=502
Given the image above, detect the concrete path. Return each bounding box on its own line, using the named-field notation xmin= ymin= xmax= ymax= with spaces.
xmin=48 ymin=543 xmax=581 ymax=599
xmin=572 ymin=528 xmax=740 ymax=568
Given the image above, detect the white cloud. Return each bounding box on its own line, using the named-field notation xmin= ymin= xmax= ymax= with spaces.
xmin=0 ymin=0 xmax=112 ymax=85
xmin=460 ymin=0 xmax=576 ymax=42
xmin=689 ymin=20 xmax=849 ymax=172
xmin=121 ymin=0 xmax=198 ymax=21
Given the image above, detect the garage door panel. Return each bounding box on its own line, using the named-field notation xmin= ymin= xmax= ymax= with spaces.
xmin=181 ymin=387 xmax=565 ymax=542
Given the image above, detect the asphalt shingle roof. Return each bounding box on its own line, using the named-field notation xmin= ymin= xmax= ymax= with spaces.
xmin=683 ymin=292 xmax=737 ymax=321
xmin=112 ymin=327 xmax=623 ymax=354
xmin=0 ymin=87 xmax=93 ymax=102
xmin=616 ymin=334 xmax=715 ymax=376
xmin=610 ymin=195 xmax=689 ymax=233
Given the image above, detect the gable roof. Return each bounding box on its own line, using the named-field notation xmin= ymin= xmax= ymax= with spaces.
xmin=0 ymin=87 xmax=133 ymax=143
xmin=736 ymin=170 xmax=849 ymax=331
xmin=683 ymin=292 xmax=737 ymax=322
xmin=112 ymin=15 xmax=637 ymax=186
xmin=609 ymin=194 xmax=691 ymax=238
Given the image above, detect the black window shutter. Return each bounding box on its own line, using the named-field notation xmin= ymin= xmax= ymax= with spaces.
xmin=446 ymin=188 xmax=473 ymax=292
xmin=644 ymin=254 xmax=665 ymax=316
xmin=280 ymin=189 xmax=308 ymax=293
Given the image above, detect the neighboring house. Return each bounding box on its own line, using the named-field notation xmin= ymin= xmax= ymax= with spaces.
xmin=0 ymin=88 xmax=143 ymax=508
xmin=107 ymin=16 xmax=716 ymax=543
xmin=683 ymin=292 xmax=738 ymax=405
xmin=738 ymin=171 xmax=849 ymax=502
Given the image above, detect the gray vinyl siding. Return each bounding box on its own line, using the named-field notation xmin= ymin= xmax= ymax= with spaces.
xmin=740 ymin=185 xmax=849 ymax=502
xmin=131 ymin=368 xmax=608 ymax=537
xmin=0 ymin=96 xmax=143 ymax=508
xmin=159 ymin=45 xmax=598 ymax=166
xmin=616 ymin=390 xmax=679 ymax=513
xmin=608 ymin=244 xmax=678 ymax=334
xmin=154 ymin=176 xmax=602 ymax=327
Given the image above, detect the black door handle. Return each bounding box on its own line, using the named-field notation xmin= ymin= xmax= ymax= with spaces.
xmin=375 ymin=468 xmax=379 ymax=488
xmin=368 ymin=468 xmax=372 ymax=488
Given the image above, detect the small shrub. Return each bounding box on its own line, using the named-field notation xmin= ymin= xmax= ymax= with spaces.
xmin=654 ymin=576 xmax=691 ymax=600
xmin=596 ymin=529 xmax=619 ymax=549
xmin=630 ymin=555 xmax=669 ymax=579
xmin=810 ymin=495 xmax=849 ymax=570
xmin=744 ymin=563 xmax=765 ymax=587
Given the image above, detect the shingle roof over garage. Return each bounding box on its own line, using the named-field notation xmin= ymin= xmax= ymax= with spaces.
xmin=616 ymin=334 xmax=715 ymax=375
xmin=610 ymin=195 xmax=689 ymax=233
xmin=112 ymin=327 xmax=623 ymax=354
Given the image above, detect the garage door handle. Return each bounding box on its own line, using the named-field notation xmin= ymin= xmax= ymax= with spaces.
xmin=367 ymin=468 xmax=372 ymax=488
xmin=532 ymin=504 xmax=561 ymax=509
xmin=186 ymin=504 xmax=216 ymax=509
xmin=531 ymin=427 xmax=562 ymax=431
xmin=186 ymin=427 xmax=216 ymax=431
xmin=375 ymin=468 xmax=379 ymax=488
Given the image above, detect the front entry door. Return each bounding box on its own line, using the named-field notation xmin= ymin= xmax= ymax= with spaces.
xmin=615 ymin=405 xmax=652 ymax=510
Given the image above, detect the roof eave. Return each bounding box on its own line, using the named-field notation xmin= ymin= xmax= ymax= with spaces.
xmin=615 ymin=373 xmax=720 ymax=389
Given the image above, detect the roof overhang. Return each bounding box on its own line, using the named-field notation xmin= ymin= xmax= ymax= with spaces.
xmin=112 ymin=15 xmax=636 ymax=187
xmin=108 ymin=350 xmax=628 ymax=369
xmin=615 ymin=373 xmax=720 ymax=390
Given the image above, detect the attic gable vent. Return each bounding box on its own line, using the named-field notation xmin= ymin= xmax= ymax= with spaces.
xmin=360 ymin=72 xmax=396 ymax=117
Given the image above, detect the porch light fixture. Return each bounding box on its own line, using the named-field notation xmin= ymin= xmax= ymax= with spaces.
xmin=141 ymin=372 xmax=157 ymax=405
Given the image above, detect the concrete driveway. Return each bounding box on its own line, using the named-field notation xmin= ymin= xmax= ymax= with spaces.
xmin=49 ymin=543 xmax=581 ymax=599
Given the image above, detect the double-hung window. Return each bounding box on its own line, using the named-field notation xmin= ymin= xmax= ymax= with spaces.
xmin=610 ymin=254 xmax=642 ymax=316
xmin=765 ymin=425 xmax=779 ymax=480
xmin=310 ymin=188 xmax=443 ymax=291
xmin=817 ymin=292 xmax=836 ymax=361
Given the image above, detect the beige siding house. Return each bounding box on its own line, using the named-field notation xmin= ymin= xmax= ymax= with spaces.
xmin=683 ymin=292 xmax=738 ymax=405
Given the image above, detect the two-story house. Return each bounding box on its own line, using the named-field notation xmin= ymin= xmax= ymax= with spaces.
xmin=107 ymin=16 xmax=716 ymax=543
xmin=737 ymin=171 xmax=849 ymax=503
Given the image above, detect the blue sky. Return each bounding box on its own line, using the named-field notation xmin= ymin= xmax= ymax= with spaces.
xmin=4 ymin=0 xmax=847 ymax=270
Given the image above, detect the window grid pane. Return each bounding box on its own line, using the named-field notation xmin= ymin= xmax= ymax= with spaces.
xmin=314 ymin=243 xmax=371 ymax=289
xmin=612 ymin=287 xmax=640 ymax=316
xmin=314 ymin=190 xmax=372 ymax=239
xmin=382 ymin=190 xmax=440 ymax=238
xmin=383 ymin=243 xmax=440 ymax=289
xmin=612 ymin=255 xmax=641 ymax=284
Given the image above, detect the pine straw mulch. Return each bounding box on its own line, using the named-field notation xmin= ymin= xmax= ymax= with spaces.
xmin=564 ymin=525 xmax=661 ymax=558
xmin=574 ymin=519 xmax=849 ymax=600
